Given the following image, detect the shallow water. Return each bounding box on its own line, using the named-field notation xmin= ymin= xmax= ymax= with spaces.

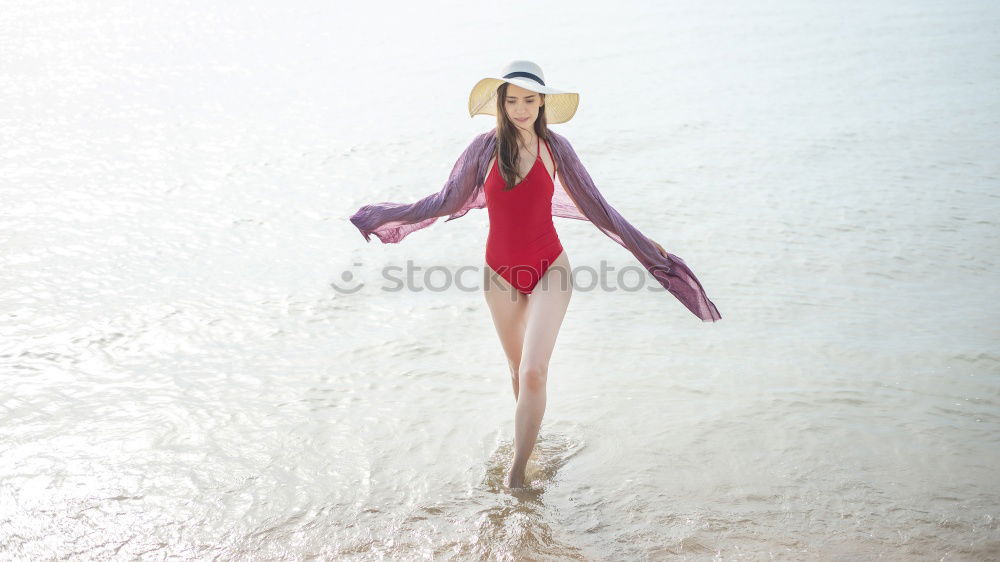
xmin=2 ymin=0 xmax=999 ymax=560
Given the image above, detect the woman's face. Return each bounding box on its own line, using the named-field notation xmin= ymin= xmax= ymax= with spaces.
xmin=503 ymin=83 xmax=544 ymax=132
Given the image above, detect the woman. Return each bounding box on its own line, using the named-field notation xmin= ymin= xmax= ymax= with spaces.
xmin=350 ymin=60 xmax=721 ymax=489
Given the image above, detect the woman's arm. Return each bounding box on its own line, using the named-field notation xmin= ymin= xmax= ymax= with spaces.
xmin=349 ymin=132 xmax=492 ymax=243
xmin=547 ymin=130 xmax=721 ymax=322
xmin=552 ymin=167 xmax=589 ymax=221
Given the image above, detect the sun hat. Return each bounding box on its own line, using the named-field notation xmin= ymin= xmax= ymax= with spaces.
xmin=468 ymin=60 xmax=580 ymax=124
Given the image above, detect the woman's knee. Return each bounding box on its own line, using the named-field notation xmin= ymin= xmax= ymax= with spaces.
xmin=518 ymin=363 xmax=547 ymax=391
xmin=508 ymin=361 xmax=520 ymax=380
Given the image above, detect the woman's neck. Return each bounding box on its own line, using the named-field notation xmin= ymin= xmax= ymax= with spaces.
xmin=516 ymin=127 xmax=537 ymax=148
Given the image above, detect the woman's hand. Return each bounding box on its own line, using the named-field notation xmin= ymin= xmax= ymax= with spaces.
xmin=650 ymin=239 xmax=668 ymax=259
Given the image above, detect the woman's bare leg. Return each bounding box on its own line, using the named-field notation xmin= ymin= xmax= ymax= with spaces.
xmin=483 ymin=264 xmax=529 ymax=400
xmin=508 ymin=250 xmax=572 ymax=488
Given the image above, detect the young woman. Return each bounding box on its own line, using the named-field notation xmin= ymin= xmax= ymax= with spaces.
xmin=350 ymin=60 xmax=721 ymax=489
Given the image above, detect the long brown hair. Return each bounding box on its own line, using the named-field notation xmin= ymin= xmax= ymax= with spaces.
xmin=495 ymin=82 xmax=549 ymax=191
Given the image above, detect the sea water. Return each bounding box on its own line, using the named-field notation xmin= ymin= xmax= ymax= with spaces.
xmin=2 ymin=0 xmax=998 ymax=559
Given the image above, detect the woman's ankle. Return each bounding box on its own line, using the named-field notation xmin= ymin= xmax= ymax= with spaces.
xmin=506 ymin=467 xmax=526 ymax=488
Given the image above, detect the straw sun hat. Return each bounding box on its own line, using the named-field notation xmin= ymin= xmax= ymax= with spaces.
xmin=468 ymin=60 xmax=580 ymax=124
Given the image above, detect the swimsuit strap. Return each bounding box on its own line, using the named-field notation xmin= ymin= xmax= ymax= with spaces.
xmin=492 ymin=136 xmax=546 ymax=179
xmin=542 ymin=138 xmax=556 ymax=179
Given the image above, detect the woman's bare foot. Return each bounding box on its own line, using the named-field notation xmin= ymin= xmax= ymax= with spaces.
xmin=505 ymin=469 xmax=526 ymax=489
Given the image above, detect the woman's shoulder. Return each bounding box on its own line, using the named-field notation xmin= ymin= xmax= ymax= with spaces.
xmin=454 ymin=129 xmax=496 ymax=163
xmin=474 ymin=127 xmax=498 ymax=141
xmin=545 ymin=129 xmax=574 ymax=155
xmin=464 ymin=128 xmax=497 ymax=154
xmin=544 ymin=129 xmax=575 ymax=161
xmin=546 ymin=128 xmax=568 ymax=142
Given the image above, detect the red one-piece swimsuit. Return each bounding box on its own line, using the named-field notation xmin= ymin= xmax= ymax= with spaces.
xmin=484 ymin=135 xmax=564 ymax=295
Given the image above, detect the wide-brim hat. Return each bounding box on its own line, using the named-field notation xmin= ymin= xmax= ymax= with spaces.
xmin=468 ymin=60 xmax=579 ymax=124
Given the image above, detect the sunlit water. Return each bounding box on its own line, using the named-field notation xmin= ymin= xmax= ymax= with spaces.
xmin=2 ymin=0 xmax=999 ymax=559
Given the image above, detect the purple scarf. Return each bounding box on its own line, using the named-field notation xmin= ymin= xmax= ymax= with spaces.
xmin=349 ymin=128 xmax=722 ymax=322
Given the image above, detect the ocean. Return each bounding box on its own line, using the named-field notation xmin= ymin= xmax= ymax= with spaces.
xmin=2 ymin=0 xmax=998 ymax=559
